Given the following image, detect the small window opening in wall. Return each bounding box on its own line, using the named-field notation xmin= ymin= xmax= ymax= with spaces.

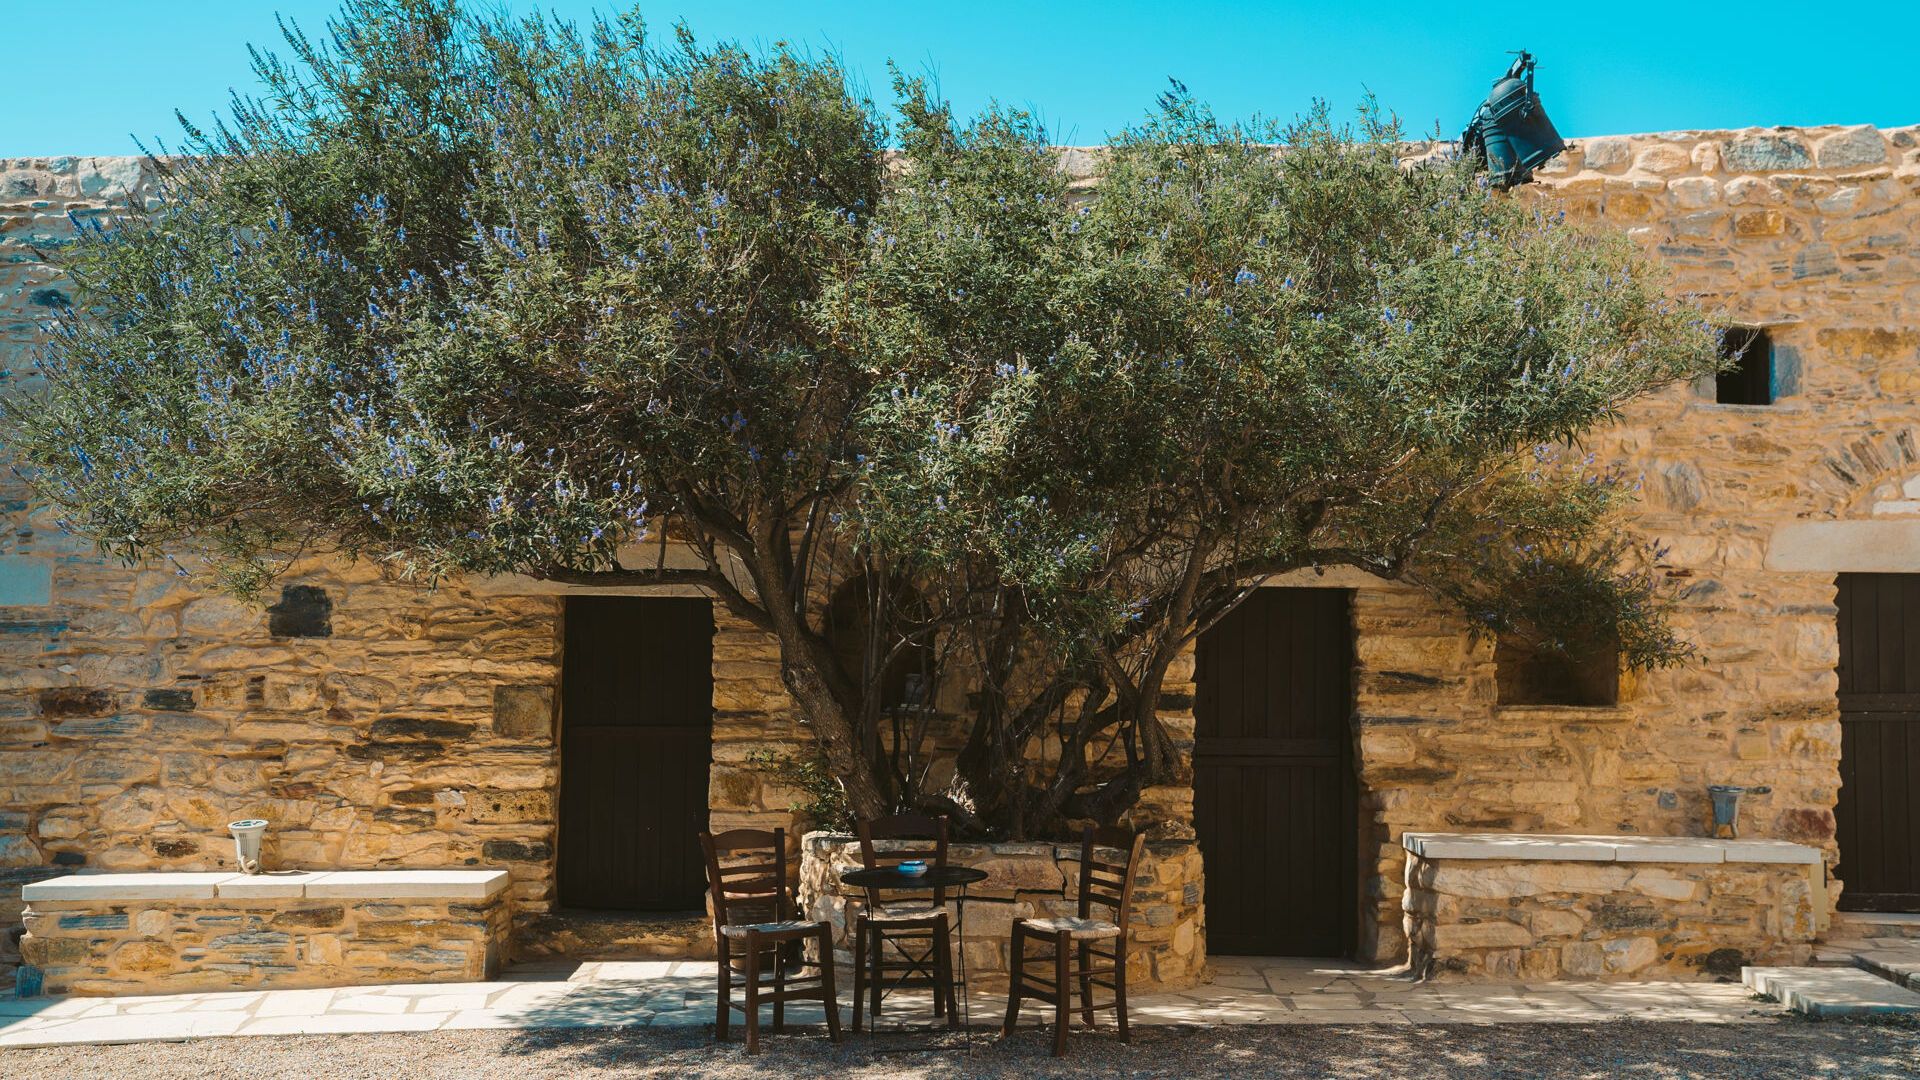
xmin=1495 ymin=634 xmax=1619 ymax=707
xmin=1715 ymin=327 xmax=1773 ymax=406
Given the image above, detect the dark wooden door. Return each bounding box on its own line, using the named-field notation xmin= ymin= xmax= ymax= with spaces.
xmin=1836 ymin=573 xmax=1920 ymax=912
xmin=559 ymin=596 xmax=714 ymax=911
xmin=1194 ymin=587 xmax=1357 ymax=955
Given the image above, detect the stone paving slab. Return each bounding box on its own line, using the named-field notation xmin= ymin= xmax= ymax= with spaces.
xmin=1854 ymin=947 xmax=1920 ymax=990
xmin=0 ymin=957 xmax=1781 ymax=1050
xmin=1744 ymin=965 xmax=1920 ymax=1017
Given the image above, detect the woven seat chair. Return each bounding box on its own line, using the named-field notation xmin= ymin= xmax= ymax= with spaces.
xmin=850 ymin=813 xmax=958 ymax=1031
xmin=700 ymin=827 xmax=843 ymax=1054
xmin=1000 ymin=826 xmax=1147 ymax=1057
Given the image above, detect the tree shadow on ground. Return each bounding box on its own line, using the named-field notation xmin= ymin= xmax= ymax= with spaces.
xmin=491 ymin=1017 xmax=1920 ymax=1078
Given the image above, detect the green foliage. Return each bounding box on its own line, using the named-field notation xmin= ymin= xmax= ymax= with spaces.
xmin=855 ymin=84 xmax=1719 ymax=670
xmin=11 ymin=1 xmax=886 ymax=592
xmin=747 ymin=748 xmax=852 ymax=834
xmin=2 ymin=1 xmax=1725 ymax=834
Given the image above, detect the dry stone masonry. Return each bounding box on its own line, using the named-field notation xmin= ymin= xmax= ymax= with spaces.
xmin=1 ymin=121 xmax=1917 ymax=989
xmin=1343 ymin=124 xmax=1920 ymax=962
xmin=798 ymin=832 xmax=1205 ymax=990
xmin=17 ymin=870 xmax=511 ymax=995
xmin=1400 ymin=833 xmax=1821 ymax=979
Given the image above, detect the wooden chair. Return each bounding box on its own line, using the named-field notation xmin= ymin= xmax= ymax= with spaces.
xmin=1000 ymin=826 xmax=1147 ymax=1057
xmin=851 ymin=813 xmax=958 ymax=1031
xmin=699 ymin=828 xmax=843 ymax=1054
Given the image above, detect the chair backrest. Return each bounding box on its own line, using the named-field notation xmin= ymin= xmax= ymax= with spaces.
xmin=700 ymin=827 xmax=791 ymax=941
xmin=856 ymin=813 xmax=950 ymax=908
xmin=1074 ymin=825 xmax=1147 ymax=930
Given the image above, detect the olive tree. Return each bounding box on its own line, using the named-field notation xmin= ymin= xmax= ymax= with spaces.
xmin=5 ymin=1 xmax=1721 ymax=838
xmin=846 ymin=83 xmax=1718 ymax=833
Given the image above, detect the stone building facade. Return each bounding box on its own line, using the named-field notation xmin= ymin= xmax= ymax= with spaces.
xmin=1 ymin=122 xmax=1916 ymax=987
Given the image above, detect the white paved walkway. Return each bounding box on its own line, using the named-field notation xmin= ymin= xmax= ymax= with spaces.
xmin=0 ymin=957 xmax=1779 ymax=1049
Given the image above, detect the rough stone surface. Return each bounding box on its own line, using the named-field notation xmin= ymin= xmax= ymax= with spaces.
xmin=1350 ymin=123 xmax=1920 ymax=963
xmin=0 ymin=160 xmax=810 ymax=975
xmin=1404 ymin=853 xmax=1818 ymax=980
xmin=1815 ymin=126 xmax=1891 ymax=169
xmin=18 ymin=891 xmax=509 ymax=996
xmin=1744 ymin=965 xmax=1920 ymax=1016
xmin=2 ymin=123 xmax=1918 ymax=984
xmin=798 ymin=832 xmax=1204 ymax=990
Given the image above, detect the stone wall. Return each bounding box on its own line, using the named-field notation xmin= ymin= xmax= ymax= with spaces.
xmin=1343 ymin=124 xmax=1920 ymax=962
xmin=4 ymin=122 xmax=1919 ymax=982
xmin=0 ymin=156 xmax=820 ymax=976
xmin=22 ymin=890 xmax=510 ymax=996
xmin=1403 ymin=850 xmax=1818 ymax=981
xmin=798 ymin=832 xmax=1205 ymax=990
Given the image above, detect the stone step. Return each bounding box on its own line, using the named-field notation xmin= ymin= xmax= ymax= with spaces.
xmin=515 ymin=910 xmax=716 ymax=961
xmin=1835 ymin=907 xmax=1912 ymax=933
xmin=1853 ymin=947 xmax=1920 ymax=991
xmin=1743 ymin=965 xmax=1920 ymax=1018
xmin=1814 ymin=913 xmax=1920 ymax=964
xmin=1831 ymin=912 xmax=1920 ymax=940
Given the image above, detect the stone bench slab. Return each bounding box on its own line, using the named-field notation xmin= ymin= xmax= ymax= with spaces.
xmin=1402 ymin=832 xmax=1821 ymax=866
xmin=21 ymin=873 xmax=240 ymax=902
xmin=23 ymin=869 xmax=510 ymax=904
xmin=304 ymin=870 xmax=509 ymax=900
xmin=213 ymin=871 xmax=331 ymax=899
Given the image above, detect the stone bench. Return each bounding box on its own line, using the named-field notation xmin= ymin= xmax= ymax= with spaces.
xmin=1401 ymin=832 xmax=1825 ymax=981
xmin=19 ymin=870 xmax=511 ymax=996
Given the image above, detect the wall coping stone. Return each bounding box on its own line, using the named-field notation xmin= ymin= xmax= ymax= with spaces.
xmin=22 ymin=869 xmax=511 ymax=903
xmin=1402 ymin=832 xmax=1821 ymax=866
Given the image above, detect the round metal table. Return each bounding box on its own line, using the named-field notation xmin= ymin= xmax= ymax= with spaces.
xmin=838 ymin=864 xmax=989 ymax=1048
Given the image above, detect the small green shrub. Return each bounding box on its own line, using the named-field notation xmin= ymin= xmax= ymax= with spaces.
xmin=748 ymin=748 xmax=852 ymax=834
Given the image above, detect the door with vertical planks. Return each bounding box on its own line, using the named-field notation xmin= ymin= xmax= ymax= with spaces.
xmin=559 ymin=596 xmax=714 ymax=911
xmin=1836 ymin=573 xmax=1920 ymax=912
xmin=1194 ymin=587 xmax=1357 ymax=955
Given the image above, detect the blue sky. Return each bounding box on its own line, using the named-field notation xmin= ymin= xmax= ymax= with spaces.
xmin=6 ymin=1 xmax=1915 ymax=156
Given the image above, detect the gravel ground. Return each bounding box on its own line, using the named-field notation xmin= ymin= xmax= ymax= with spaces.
xmin=6 ymin=1019 xmax=1919 ymax=1079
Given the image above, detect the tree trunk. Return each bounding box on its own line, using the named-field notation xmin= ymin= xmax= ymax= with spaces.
xmin=777 ymin=653 xmax=890 ymax=822
xmin=743 ymin=542 xmax=893 ymax=822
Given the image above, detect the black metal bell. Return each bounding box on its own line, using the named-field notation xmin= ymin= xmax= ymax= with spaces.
xmin=1461 ymin=51 xmax=1565 ymax=189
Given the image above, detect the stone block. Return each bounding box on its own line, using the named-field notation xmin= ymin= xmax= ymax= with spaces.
xmin=1431 ymin=920 xmax=1533 ymax=949
xmin=969 ymin=856 xmax=1066 ymax=897
xmin=302 ymin=870 xmax=512 ymax=900
xmin=1627 ymin=870 xmax=1703 ymax=902
xmin=1404 ymin=834 xmax=1618 ymax=861
xmin=37 ymin=688 xmax=115 ymax=718
xmin=1719 ymin=840 xmax=1822 ymax=865
xmin=1608 ymin=840 xmax=1725 ymax=864
xmin=1633 ymin=145 xmax=1691 ymax=176
xmin=1581 ymin=138 xmax=1631 ymax=170
xmin=491 ymin=685 xmax=554 ymax=739
xmin=1734 ymin=210 xmax=1786 ymax=237
xmin=463 ymin=789 xmax=552 ymax=824
xmin=182 ymin=597 xmax=261 ymax=636
xmin=1668 ymin=177 xmax=1718 ymax=209
xmin=1723 ymin=134 xmax=1812 ymax=172
xmin=1814 ymin=127 xmax=1888 ymax=169
xmin=266 ymin=586 xmax=332 ymax=638
xmin=1526 ymin=908 xmax=1585 ymax=938
xmin=24 ymin=872 xmax=237 ymax=901
xmin=1723 ymin=176 xmax=1782 ymax=205
xmin=0 ymin=556 xmax=53 ymax=606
